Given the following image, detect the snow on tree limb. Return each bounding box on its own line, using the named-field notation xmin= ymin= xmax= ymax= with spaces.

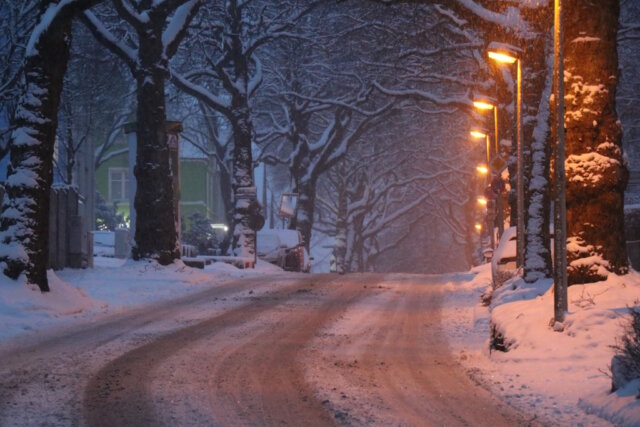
xmin=163 ymin=0 xmax=201 ymax=57
xmin=169 ymin=70 xmax=232 ymax=116
xmin=372 ymin=81 xmax=471 ymax=109
xmin=81 ymin=11 xmax=137 ymax=71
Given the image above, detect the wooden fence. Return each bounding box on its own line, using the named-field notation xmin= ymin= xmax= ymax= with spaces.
xmin=48 ymin=186 xmax=93 ymax=270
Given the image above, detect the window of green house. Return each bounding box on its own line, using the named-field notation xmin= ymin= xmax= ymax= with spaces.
xmin=109 ymin=168 xmax=129 ymax=202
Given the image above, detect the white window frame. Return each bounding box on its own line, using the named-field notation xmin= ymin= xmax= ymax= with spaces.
xmin=108 ymin=167 xmax=129 ymax=203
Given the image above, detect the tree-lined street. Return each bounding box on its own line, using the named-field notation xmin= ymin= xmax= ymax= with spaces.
xmin=1 ymin=1 xmax=640 ymax=425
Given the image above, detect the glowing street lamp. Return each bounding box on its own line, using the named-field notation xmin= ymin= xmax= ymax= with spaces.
xmin=470 ymin=130 xmax=487 ymax=139
xmin=487 ymin=51 xmax=517 ymax=64
xmin=476 ymin=165 xmax=489 ymax=175
xmin=470 ymin=129 xmax=491 ymax=167
xmin=473 ymin=100 xmax=495 ymax=111
xmin=488 ymin=41 xmax=524 ymax=268
xmin=472 ymin=96 xmax=500 ymax=158
xmin=475 ymin=223 xmax=483 ymax=232
xmin=477 ymin=196 xmax=488 ymax=206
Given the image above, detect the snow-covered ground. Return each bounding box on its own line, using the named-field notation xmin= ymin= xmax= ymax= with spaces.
xmin=0 ymin=257 xmax=283 ymax=343
xmin=1 ymin=258 xmax=638 ymax=425
xmin=443 ymin=264 xmax=640 ymax=426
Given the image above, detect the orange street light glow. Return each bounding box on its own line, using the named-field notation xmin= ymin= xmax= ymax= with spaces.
xmin=477 ymin=196 xmax=488 ymax=206
xmin=470 ymin=130 xmax=487 ymax=139
xmin=475 ymin=223 xmax=482 ymax=231
xmin=473 ymin=101 xmax=495 ymax=110
xmin=476 ymin=165 xmax=489 ymax=175
xmin=488 ymin=51 xmax=517 ymax=64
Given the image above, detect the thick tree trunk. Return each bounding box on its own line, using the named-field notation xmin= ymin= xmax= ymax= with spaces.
xmin=230 ymin=108 xmax=256 ymax=259
xmin=524 ymin=32 xmax=553 ymax=283
xmin=564 ymin=0 xmax=628 ymax=284
xmin=0 ymin=13 xmax=74 ymax=291
xmin=218 ymin=162 xmax=234 ymax=255
xmin=131 ymin=32 xmax=179 ymax=265
xmin=348 ymin=214 xmax=365 ymax=273
xmin=334 ymin=186 xmax=348 ymax=274
xmin=227 ymin=0 xmax=257 ymax=260
xmin=292 ymin=177 xmax=316 ymax=252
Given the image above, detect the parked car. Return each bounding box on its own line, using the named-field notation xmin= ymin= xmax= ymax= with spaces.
xmin=491 ymin=226 xmax=554 ymax=289
xmin=491 ymin=227 xmax=517 ymax=289
xmin=256 ymin=229 xmax=311 ymax=272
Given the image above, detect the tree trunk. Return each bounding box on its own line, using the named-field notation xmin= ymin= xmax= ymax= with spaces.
xmin=291 ymin=176 xmax=316 ymax=252
xmin=65 ymin=118 xmax=75 ymax=185
xmin=334 ymin=186 xmax=348 ymax=274
xmin=131 ymin=30 xmax=179 ymax=265
xmin=564 ymin=0 xmax=628 ymax=284
xmin=218 ymin=161 xmax=234 ymax=255
xmin=349 ymin=214 xmax=365 ymax=273
xmin=0 ymin=11 xmax=74 ymax=291
xmin=230 ymin=108 xmax=256 ymax=259
xmin=524 ymin=32 xmax=553 ymax=283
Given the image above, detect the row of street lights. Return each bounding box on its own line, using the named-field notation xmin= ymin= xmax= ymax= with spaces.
xmin=470 ymin=0 xmax=568 ymax=323
xmin=470 ymin=44 xmax=523 ymax=266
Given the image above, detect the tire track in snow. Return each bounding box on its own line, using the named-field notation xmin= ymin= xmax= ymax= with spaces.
xmin=82 ymin=274 xmax=359 ymax=426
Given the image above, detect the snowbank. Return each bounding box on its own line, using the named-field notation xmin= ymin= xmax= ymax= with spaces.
xmin=443 ymin=263 xmax=640 ymax=426
xmin=0 ymin=257 xmax=283 ymax=343
xmin=0 ymin=270 xmax=97 ymax=341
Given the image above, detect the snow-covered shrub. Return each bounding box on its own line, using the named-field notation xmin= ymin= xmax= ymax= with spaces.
xmin=95 ymin=192 xmax=125 ymax=231
xmin=182 ymin=212 xmax=218 ymax=255
xmin=611 ymin=305 xmax=640 ymax=390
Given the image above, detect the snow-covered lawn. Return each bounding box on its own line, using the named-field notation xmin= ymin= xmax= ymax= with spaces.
xmin=443 ymin=264 xmax=640 ymax=426
xmin=0 ymin=257 xmax=283 ymax=343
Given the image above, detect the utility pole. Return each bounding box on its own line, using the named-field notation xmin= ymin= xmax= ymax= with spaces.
xmin=262 ymin=163 xmax=268 ymax=225
xmin=553 ymin=0 xmax=568 ymax=322
xmin=494 ymin=106 xmax=504 ymax=239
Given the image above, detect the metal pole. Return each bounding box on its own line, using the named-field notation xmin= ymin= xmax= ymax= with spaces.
xmin=553 ymin=0 xmax=568 ymax=322
xmin=486 ymin=135 xmax=495 ymax=250
xmin=516 ymin=58 xmax=525 ymax=268
xmin=494 ymin=107 xmax=504 ymax=239
xmin=486 ymin=135 xmax=491 ymax=166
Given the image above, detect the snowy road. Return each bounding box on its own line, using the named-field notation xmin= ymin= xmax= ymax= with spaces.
xmin=0 ymin=273 xmax=534 ymax=426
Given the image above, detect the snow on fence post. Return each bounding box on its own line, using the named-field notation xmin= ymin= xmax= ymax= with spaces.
xmin=114 ymin=229 xmax=130 ymax=259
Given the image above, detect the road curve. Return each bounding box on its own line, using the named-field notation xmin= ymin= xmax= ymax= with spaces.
xmin=0 ymin=273 xmax=534 ymax=426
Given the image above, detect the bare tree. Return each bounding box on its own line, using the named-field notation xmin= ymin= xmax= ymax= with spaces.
xmin=0 ymin=0 xmax=101 ymax=291
xmin=0 ymin=1 xmax=40 ymax=159
xmin=170 ymin=0 xmax=319 ymax=258
xmin=82 ymin=0 xmax=202 ymax=264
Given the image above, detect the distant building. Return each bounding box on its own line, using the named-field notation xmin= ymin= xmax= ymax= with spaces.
xmin=95 ymin=136 xmax=226 ymax=229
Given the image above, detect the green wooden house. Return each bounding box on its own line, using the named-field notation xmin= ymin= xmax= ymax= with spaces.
xmin=95 ymin=138 xmax=226 ymax=228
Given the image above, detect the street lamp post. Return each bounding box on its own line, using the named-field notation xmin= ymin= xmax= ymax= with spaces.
xmin=553 ymin=0 xmax=568 ymax=322
xmin=487 ymin=43 xmax=524 ymax=268
xmin=470 ymin=130 xmax=491 ymax=166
